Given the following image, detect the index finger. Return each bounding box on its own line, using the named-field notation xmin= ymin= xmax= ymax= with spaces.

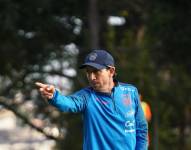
xmin=35 ymin=82 xmax=47 ymax=88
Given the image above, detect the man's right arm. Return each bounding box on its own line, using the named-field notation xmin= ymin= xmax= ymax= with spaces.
xmin=36 ymin=82 xmax=88 ymax=113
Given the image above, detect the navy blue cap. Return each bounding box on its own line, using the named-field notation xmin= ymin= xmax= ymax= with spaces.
xmin=79 ymin=50 xmax=114 ymax=69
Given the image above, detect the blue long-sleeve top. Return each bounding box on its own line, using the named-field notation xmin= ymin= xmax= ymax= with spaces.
xmin=49 ymin=82 xmax=148 ymax=150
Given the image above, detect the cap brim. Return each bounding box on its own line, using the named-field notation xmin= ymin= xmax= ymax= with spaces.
xmin=79 ymin=62 xmax=106 ymax=70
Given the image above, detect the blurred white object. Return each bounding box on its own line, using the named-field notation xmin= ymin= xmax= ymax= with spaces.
xmin=107 ymin=16 xmax=126 ymax=26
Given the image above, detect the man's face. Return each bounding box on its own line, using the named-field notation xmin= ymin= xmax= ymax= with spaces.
xmin=85 ymin=66 xmax=115 ymax=92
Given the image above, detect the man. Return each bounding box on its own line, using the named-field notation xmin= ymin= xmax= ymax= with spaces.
xmin=36 ymin=50 xmax=148 ymax=150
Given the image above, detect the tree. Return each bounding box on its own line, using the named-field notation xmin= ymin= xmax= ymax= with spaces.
xmin=0 ymin=0 xmax=86 ymax=149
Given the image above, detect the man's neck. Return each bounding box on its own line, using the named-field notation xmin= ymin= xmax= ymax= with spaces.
xmin=96 ymin=81 xmax=115 ymax=93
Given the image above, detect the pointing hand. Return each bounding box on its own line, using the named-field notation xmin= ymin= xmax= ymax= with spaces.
xmin=35 ymin=82 xmax=55 ymax=100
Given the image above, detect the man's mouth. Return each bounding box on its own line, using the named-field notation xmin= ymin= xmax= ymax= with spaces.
xmin=91 ymin=81 xmax=99 ymax=86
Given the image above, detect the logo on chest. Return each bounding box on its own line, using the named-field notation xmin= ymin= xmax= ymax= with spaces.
xmin=122 ymin=94 xmax=132 ymax=106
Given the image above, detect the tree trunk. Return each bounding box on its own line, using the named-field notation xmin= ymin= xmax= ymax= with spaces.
xmin=88 ymin=0 xmax=100 ymax=49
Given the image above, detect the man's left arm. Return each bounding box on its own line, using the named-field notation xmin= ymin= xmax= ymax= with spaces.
xmin=134 ymin=89 xmax=148 ymax=150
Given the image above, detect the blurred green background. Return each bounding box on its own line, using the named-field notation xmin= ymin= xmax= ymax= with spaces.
xmin=0 ymin=0 xmax=191 ymax=149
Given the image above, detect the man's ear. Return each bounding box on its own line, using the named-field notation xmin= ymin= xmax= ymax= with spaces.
xmin=109 ymin=67 xmax=115 ymax=77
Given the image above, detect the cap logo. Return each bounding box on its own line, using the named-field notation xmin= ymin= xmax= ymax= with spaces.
xmin=89 ymin=53 xmax=97 ymax=61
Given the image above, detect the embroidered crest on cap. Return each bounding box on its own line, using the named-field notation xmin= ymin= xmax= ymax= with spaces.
xmin=89 ymin=53 xmax=97 ymax=61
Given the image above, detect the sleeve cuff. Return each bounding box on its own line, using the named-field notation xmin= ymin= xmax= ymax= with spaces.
xmin=48 ymin=89 xmax=58 ymax=104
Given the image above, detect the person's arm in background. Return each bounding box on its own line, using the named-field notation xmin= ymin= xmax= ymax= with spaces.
xmin=134 ymin=88 xmax=148 ymax=150
xmin=35 ymin=82 xmax=88 ymax=113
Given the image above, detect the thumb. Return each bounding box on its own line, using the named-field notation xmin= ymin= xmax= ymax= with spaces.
xmin=46 ymin=85 xmax=55 ymax=93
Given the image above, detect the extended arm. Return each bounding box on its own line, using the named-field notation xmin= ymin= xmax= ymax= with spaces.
xmin=36 ymin=82 xmax=88 ymax=113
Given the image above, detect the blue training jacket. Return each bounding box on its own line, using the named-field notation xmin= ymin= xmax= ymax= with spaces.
xmin=49 ymin=82 xmax=148 ymax=150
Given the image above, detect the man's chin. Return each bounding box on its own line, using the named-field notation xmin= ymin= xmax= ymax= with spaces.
xmin=91 ymin=85 xmax=100 ymax=91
